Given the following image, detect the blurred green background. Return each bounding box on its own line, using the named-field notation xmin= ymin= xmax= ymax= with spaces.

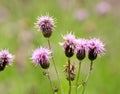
xmin=0 ymin=0 xmax=120 ymax=94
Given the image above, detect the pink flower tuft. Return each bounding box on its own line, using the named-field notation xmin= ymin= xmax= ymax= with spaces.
xmin=95 ymin=1 xmax=111 ymax=15
xmin=32 ymin=47 xmax=51 ymax=69
xmin=60 ymin=33 xmax=76 ymax=57
xmin=0 ymin=49 xmax=14 ymax=71
xmin=75 ymin=38 xmax=87 ymax=60
xmin=88 ymin=38 xmax=105 ymax=55
xmin=0 ymin=50 xmax=14 ymax=65
xmin=35 ymin=15 xmax=55 ymax=38
xmin=75 ymin=38 xmax=88 ymax=52
xmin=74 ymin=9 xmax=88 ymax=21
xmin=61 ymin=33 xmax=76 ymax=49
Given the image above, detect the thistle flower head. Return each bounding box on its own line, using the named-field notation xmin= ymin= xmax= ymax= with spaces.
xmin=61 ymin=33 xmax=76 ymax=49
xmin=75 ymin=38 xmax=87 ymax=60
xmin=32 ymin=47 xmax=51 ymax=69
xmin=76 ymin=38 xmax=87 ymax=52
xmin=74 ymin=9 xmax=88 ymax=21
xmin=88 ymin=38 xmax=105 ymax=54
xmin=95 ymin=1 xmax=111 ymax=16
xmin=88 ymin=38 xmax=105 ymax=61
xmin=35 ymin=15 xmax=55 ymax=38
xmin=60 ymin=33 xmax=76 ymax=58
xmin=0 ymin=50 xmax=14 ymax=71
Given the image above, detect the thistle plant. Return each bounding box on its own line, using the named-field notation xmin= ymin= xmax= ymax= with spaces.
xmin=35 ymin=15 xmax=63 ymax=94
xmin=60 ymin=33 xmax=76 ymax=94
xmin=81 ymin=38 xmax=105 ymax=94
xmin=31 ymin=47 xmax=55 ymax=93
xmin=32 ymin=14 xmax=106 ymax=94
xmin=75 ymin=38 xmax=87 ymax=94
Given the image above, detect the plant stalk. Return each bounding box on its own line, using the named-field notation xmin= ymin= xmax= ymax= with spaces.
xmin=47 ymin=38 xmax=64 ymax=94
xmin=75 ymin=61 xmax=82 ymax=94
xmin=47 ymin=69 xmax=54 ymax=94
xmin=82 ymin=61 xmax=93 ymax=94
xmin=68 ymin=58 xmax=71 ymax=94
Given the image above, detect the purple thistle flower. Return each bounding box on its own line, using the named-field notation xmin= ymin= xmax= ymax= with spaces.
xmin=35 ymin=15 xmax=55 ymax=38
xmin=74 ymin=9 xmax=88 ymax=21
xmin=75 ymin=38 xmax=87 ymax=60
xmin=95 ymin=1 xmax=111 ymax=16
xmin=88 ymin=38 xmax=105 ymax=61
xmin=60 ymin=33 xmax=76 ymax=58
xmin=0 ymin=50 xmax=14 ymax=71
xmin=32 ymin=47 xmax=51 ymax=69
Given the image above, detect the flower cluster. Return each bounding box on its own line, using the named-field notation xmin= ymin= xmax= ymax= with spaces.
xmin=0 ymin=50 xmax=14 ymax=71
xmin=32 ymin=47 xmax=51 ymax=69
xmin=33 ymin=15 xmax=106 ymax=94
xmin=60 ymin=33 xmax=105 ymax=61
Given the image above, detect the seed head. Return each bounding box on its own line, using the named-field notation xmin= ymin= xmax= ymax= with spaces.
xmin=64 ymin=63 xmax=76 ymax=81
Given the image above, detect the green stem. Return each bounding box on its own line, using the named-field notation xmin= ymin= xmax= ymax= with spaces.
xmin=47 ymin=69 xmax=54 ymax=94
xmin=82 ymin=61 xmax=93 ymax=94
xmin=76 ymin=61 xmax=82 ymax=94
xmin=68 ymin=58 xmax=71 ymax=94
xmin=47 ymin=38 xmax=64 ymax=94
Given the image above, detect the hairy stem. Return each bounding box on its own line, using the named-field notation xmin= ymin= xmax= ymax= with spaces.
xmin=68 ymin=58 xmax=71 ymax=94
xmin=47 ymin=38 xmax=64 ymax=94
xmin=76 ymin=61 xmax=82 ymax=94
xmin=82 ymin=61 xmax=93 ymax=94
